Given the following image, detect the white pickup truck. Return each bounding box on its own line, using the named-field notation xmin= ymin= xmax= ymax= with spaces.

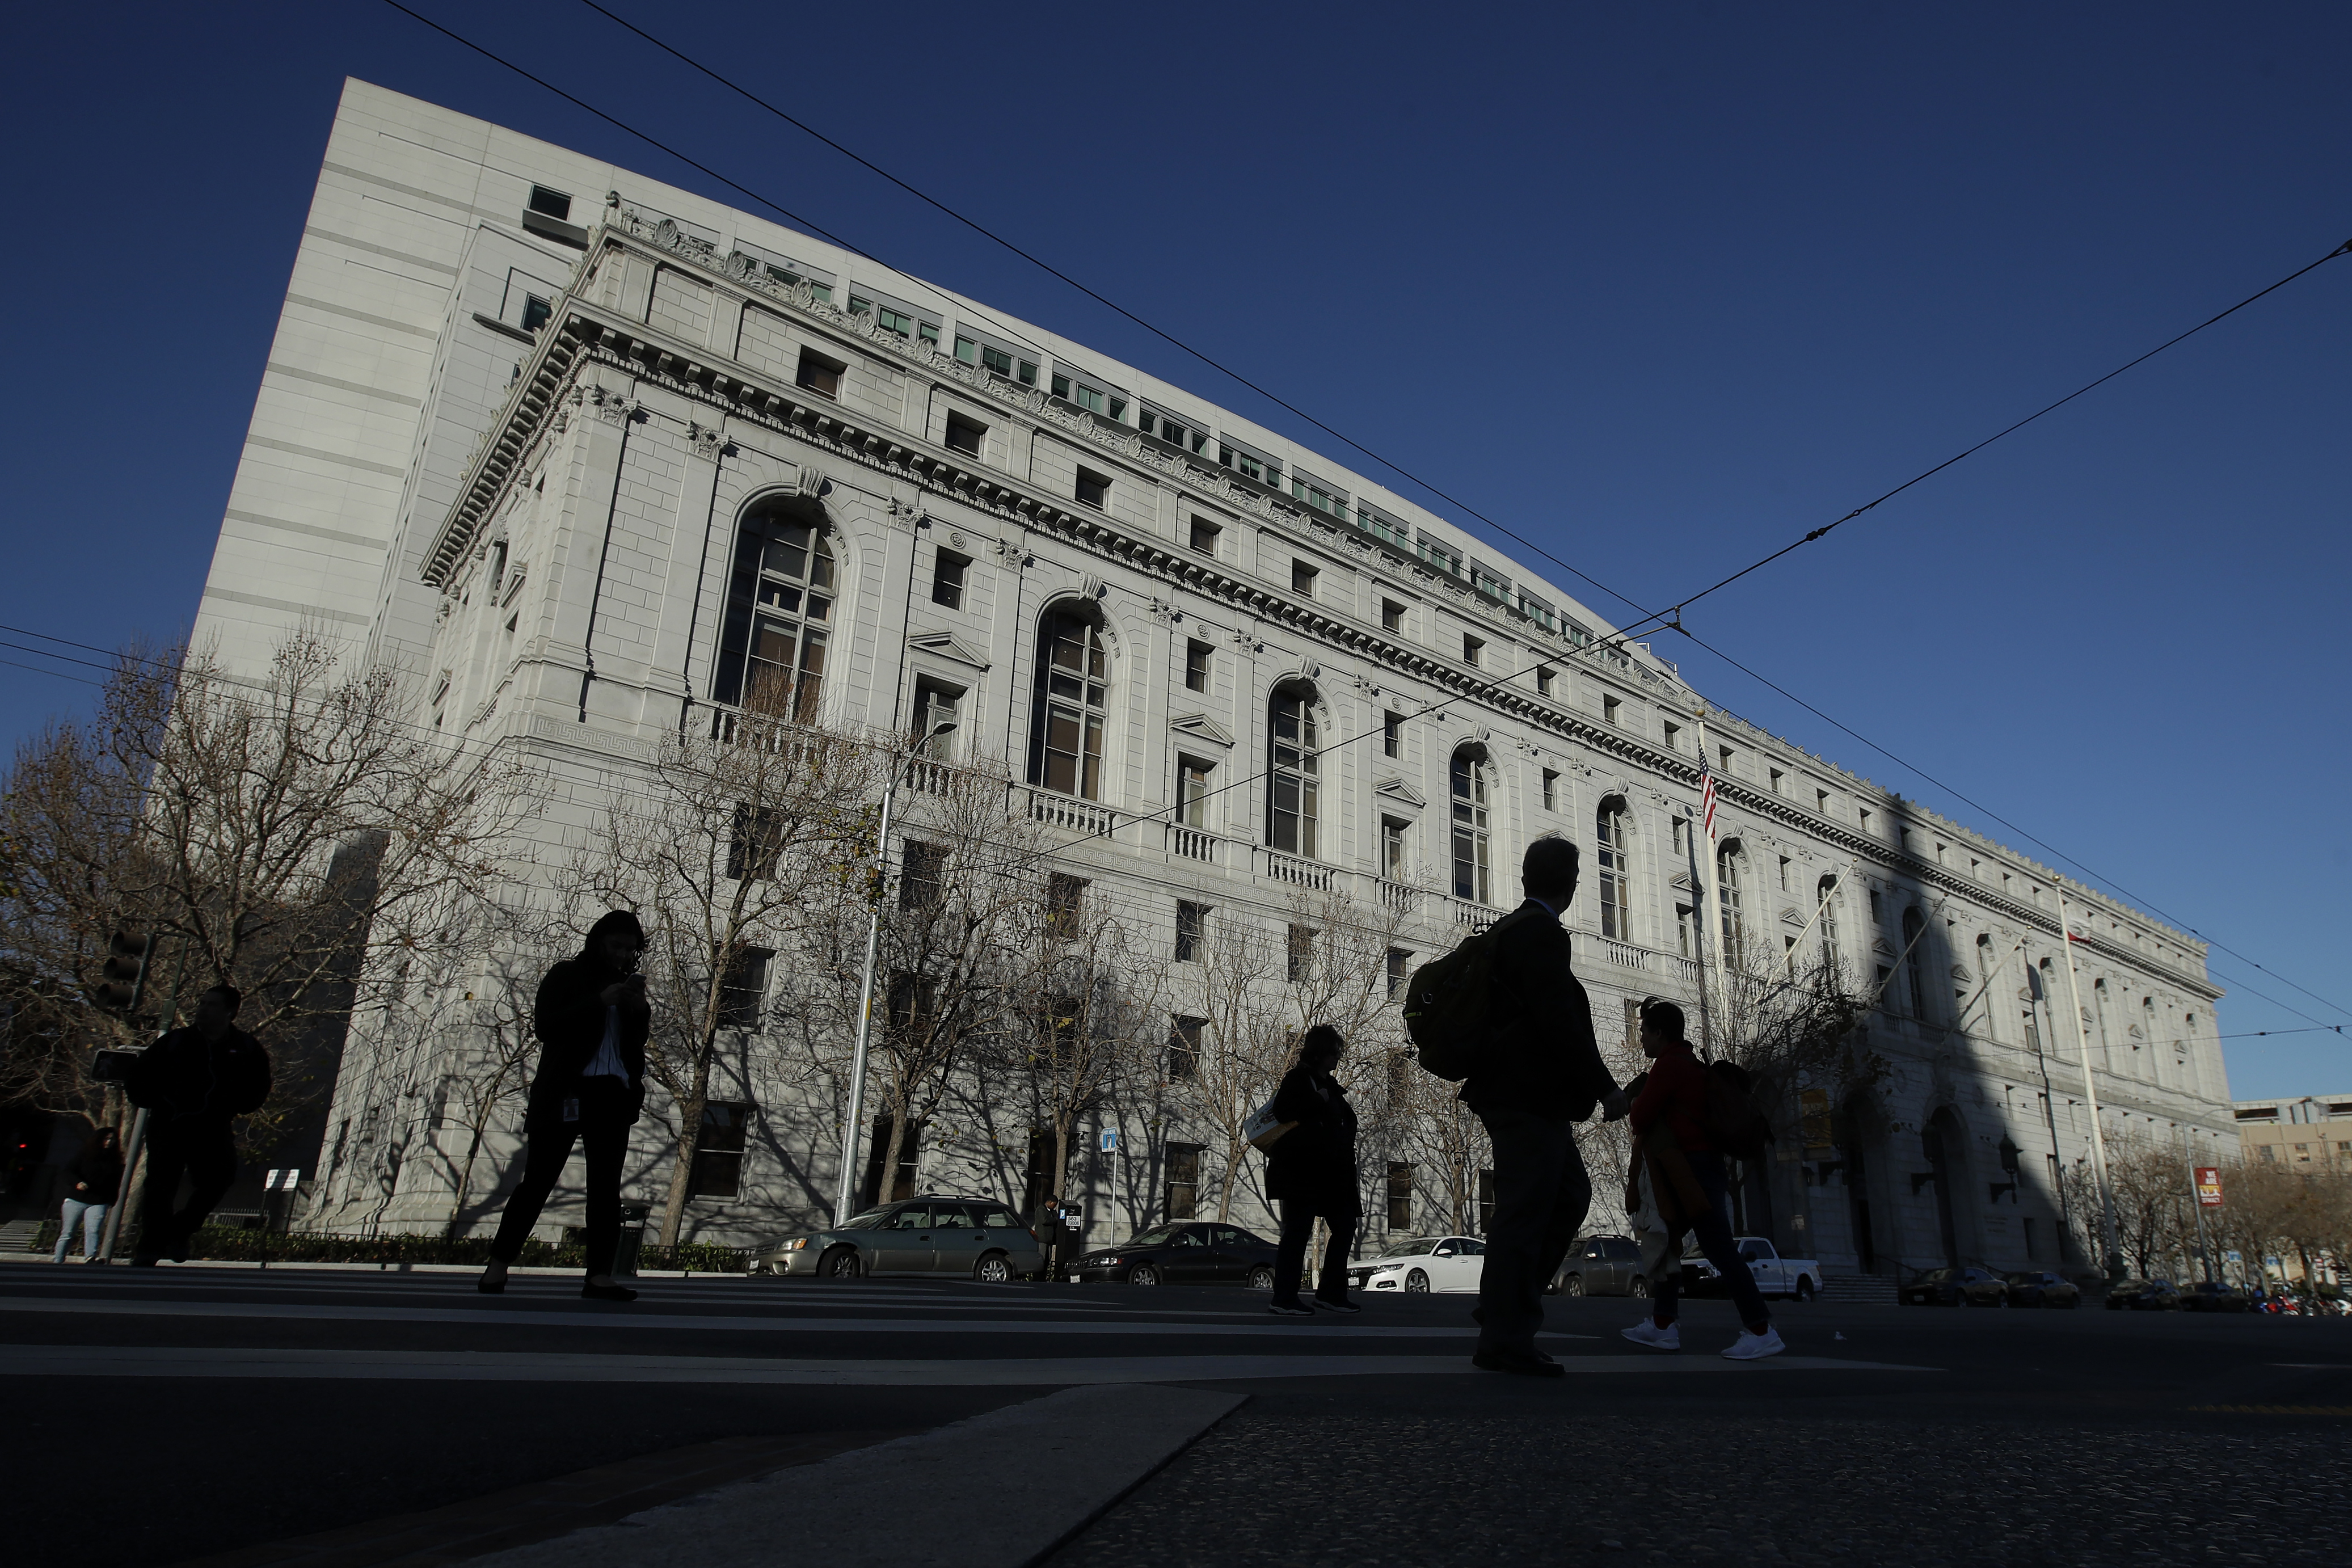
xmin=1677 ymin=1235 xmax=1824 ymax=1301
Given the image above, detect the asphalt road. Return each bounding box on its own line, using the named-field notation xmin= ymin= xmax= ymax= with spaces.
xmin=0 ymin=1261 xmax=2343 ymax=1567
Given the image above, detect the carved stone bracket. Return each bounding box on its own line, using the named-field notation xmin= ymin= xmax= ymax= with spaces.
xmin=687 ymin=421 xmax=724 ymax=462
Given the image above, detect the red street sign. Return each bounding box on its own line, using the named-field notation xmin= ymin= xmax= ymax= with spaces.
xmin=2195 ymin=1166 xmax=2224 ymax=1207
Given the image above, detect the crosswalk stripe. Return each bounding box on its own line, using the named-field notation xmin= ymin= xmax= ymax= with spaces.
xmin=0 ymin=1344 xmax=1935 ymax=1385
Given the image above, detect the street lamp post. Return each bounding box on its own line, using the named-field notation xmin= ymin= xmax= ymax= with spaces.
xmin=2055 ymin=893 xmax=2122 ymax=1276
xmin=833 ymin=721 xmax=955 ymax=1226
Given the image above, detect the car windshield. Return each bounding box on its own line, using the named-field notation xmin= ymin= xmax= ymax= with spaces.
xmin=1920 ymin=1268 xmax=1958 ymax=1282
xmin=838 ymin=1208 xmax=892 ymax=1230
xmin=1122 ymin=1226 xmax=1183 ymax=1248
xmin=1379 ymin=1237 xmax=1446 ymax=1258
xmin=2004 ymin=1272 xmax=2041 ymax=1284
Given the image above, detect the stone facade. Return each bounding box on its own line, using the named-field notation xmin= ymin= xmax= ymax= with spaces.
xmin=189 ymin=82 xmax=2235 ymax=1273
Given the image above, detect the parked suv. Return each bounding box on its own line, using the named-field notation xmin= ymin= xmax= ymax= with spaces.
xmin=2179 ymin=1280 xmax=2251 ymax=1313
xmin=753 ymin=1195 xmax=1042 ymax=1282
xmin=2105 ymin=1277 xmax=2182 ymax=1311
xmin=1549 ymin=1235 xmax=1649 ymax=1297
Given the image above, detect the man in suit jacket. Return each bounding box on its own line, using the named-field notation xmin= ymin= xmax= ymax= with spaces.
xmin=1463 ymin=836 xmax=1628 ymax=1376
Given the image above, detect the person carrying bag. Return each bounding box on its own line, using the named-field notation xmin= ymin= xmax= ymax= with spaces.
xmin=1261 ymin=1025 xmax=1362 ymax=1317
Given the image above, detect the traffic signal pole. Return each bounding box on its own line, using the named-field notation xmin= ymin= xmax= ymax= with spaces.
xmin=93 ymin=932 xmax=156 ymax=1265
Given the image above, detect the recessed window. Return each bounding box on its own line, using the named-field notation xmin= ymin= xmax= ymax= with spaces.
xmin=1269 ymin=687 xmax=1321 ymax=858
xmin=1167 ymin=1017 xmax=1204 ymax=1078
xmin=1859 ymin=807 xmax=1874 ymax=834
xmin=1175 ymin=904 xmax=1207 ymax=964
xmin=1536 ymin=667 xmax=1555 ymax=698
xmin=1541 ymin=769 xmax=1559 ymax=811
xmin=1188 ymin=516 xmax=1220 ymax=556
xmin=1287 ymin=923 xmax=1316 ymax=983
xmin=1815 ymin=788 xmax=1830 ymax=815
xmin=912 ymin=679 xmax=960 ymax=756
xmin=1778 ymin=857 xmax=1792 ymax=893
xmin=954 ymin=334 xmax=1039 ymax=386
xmin=1381 ymin=598 xmax=1405 ymax=633
xmin=1139 ymin=408 xmax=1208 ymax=453
xmin=1769 ymin=767 xmax=1784 ymax=794
xmin=849 ymin=292 xmax=941 ymax=345
xmin=1462 ymin=634 xmax=1483 ymax=667
xmin=715 ymin=509 xmax=834 ymax=719
xmin=1074 ymin=468 xmax=1109 ymax=509
xmin=900 ymin=841 xmax=947 ymax=911
xmin=1289 ymin=472 xmax=1346 ymax=517
xmin=1185 ymin=638 xmax=1212 ymax=694
xmin=1869 ymin=889 xmax=1883 ymax=921
xmin=794 ymin=347 xmax=844 ymax=399
xmin=1381 ymin=816 xmax=1409 ymax=880
xmin=1386 ymin=947 xmax=1411 ymax=999
xmin=1382 ymin=710 xmax=1402 ymax=759
xmin=1718 ymin=746 xmax=1734 ymax=777
xmin=1602 ymin=695 xmax=1621 ymax=726
xmin=715 ymin=951 xmax=771 ymax=1029
xmin=1219 ymin=442 xmax=1279 ymax=487
xmin=528 ymin=185 xmax=572 ymax=221
xmin=1292 ymin=559 xmax=1318 ymax=596
xmin=687 ymin=1101 xmax=752 ymax=1197
xmin=521 ymin=295 xmax=553 ymax=333
xmin=1051 ymin=371 xmax=1128 ymax=422
xmin=1663 ymin=721 xmax=1681 ymax=752
xmin=944 ymin=414 xmax=985 ymax=456
xmin=1048 ymin=873 xmax=1089 ymax=934
xmin=931 ymin=550 xmax=969 ymax=610
xmin=1179 ymin=757 xmax=1213 ymax=827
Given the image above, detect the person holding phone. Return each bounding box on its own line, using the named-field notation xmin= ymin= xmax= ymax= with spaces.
xmin=479 ymin=911 xmax=651 ymax=1301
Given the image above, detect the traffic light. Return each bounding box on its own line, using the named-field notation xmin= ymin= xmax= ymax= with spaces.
xmin=92 ymin=930 xmax=154 ymax=1013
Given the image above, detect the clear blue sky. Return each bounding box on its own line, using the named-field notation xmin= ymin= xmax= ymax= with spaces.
xmin=5 ymin=2 xmax=2346 ymax=1094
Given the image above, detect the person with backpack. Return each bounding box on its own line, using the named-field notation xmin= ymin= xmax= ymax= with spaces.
xmin=1620 ymin=999 xmax=1784 ymax=1360
xmin=1421 ymin=836 xmax=1626 ymax=1375
xmin=1261 ymin=1025 xmax=1362 ymax=1317
xmin=123 ymin=984 xmax=272 ymax=1266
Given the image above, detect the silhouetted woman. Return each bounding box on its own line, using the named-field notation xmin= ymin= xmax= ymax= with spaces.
xmin=478 ymin=911 xmax=650 ymax=1301
xmin=54 ymin=1125 xmax=123 ymax=1263
xmin=1263 ymin=1024 xmax=1362 ymax=1316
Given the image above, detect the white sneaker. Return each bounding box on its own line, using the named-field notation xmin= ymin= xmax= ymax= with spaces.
xmin=1721 ymin=1326 xmax=1786 ymax=1361
xmin=1620 ymin=1319 xmax=1680 ymax=1351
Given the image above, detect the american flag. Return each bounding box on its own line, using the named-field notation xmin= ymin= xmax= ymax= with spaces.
xmin=1700 ymin=758 xmax=1718 ymax=841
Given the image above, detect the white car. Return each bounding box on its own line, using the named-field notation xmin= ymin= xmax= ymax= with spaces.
xmin=1348 ymin=1234 xmax=1487 ymax=1294
xmin=1679 ymin=1234 xmax=1824 ymax=1301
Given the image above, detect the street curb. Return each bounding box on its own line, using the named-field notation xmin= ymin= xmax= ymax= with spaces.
xmin=463 ymin=1384 xmax=1247 ymax=1568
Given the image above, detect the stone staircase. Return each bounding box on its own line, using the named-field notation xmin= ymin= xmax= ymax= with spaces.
xmin=1817 ymin=1272 xmax=1900 ymax=1305
xmin=0 ymin=1220 xmax=46 ymax=1253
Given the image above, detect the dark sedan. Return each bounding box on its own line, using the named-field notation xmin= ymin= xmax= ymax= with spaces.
xmin=2105 ymin=1277 xmax=2182 ymax=1310
xmin=2003 ymin=1271 xmax=2082 ymax=1309
xmin=1065 ymin=1221 xmax=1279 ymax=1287
xmin=1904 ymin=1266 xmax=2008 ymax=1306
xmin=2180 ymin=1280 xmax=2252 ymax=1313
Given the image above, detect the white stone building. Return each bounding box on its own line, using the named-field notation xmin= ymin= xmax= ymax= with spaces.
xmin=192 ymin=81 xmax=2233 ymax=1274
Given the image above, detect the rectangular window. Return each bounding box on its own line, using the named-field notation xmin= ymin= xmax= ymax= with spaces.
xmin=1386 ymin=1163 xmax=1414 ymax=1231
xmin=1769 ymin=767 xmax=1784 ymax=794
xmin=1219 ymin=442 xmax=1279 ymax=486
xmin=943 ymin=414 xmax=985 ymax=457
xmin=1137 ymin=407 xmax=1207 ymax=453
xmin=1185 ymin=638 xmax=1212 ymax=694
xmin=930 ymin=550 xmax=968 ymax=609
xmin=1718 ymin=746 xmax=1734 ymax=777
xmin=1048 ymin=873 xmax=1088 ymax=934
xmin=1778 ymin=857 xmax=1792 ymax=892
xmin=1860 ymin=808 xmax=1874 ymax=834
xmin=1167 ymin=1018 xmax=1204 ymax=1080
xmin=686 ymin=1102 xmax=752 ymax=1198
xmin=1623 ymin=998 xmax=1641 ymax=1049
xmin=521 ymin=294 xmax=553 ymax=334
xmin=717 ymin=947 xmax=772 ymax=1029
xmin=1386 ymin=947 xmax=1410 ymax=999
xmin=1289 ymin=473 xmax=1347 ymax=517
xmin=900 ymin=840 xmax=947 ymax=911
xmin=1188 ymin=516 xmax=1221 ymax=556
xmin=1676 ymin=904 xmax=1696 ymax=958
xmin=1417 ymin=534 xmax=1463 ymax=577
xmin=1381 ymin=598 xmax=1405 ymax=633
xmin=1603 ymin=695 xmax=1621 ymax=726
xmin=1536 ymin=666 xmax=1556 ymax=698
xmin=1663 ymin=721 xmax=1681 ymax=752
xmin=1381 ymin=816 xmax=1408 ymax=880
xmin=1175 ymin=901 xmax=1207 ymax=963
xmin=1179 ymin=759 xmax=1212 ymax=827
xmin=1382 ymin=710 xmax=1402 ymax=758
xmin=1542 ymin=769 xmax=1559 ymax=812
xmin=1462 ymin=634 xmax=1483 ymax=667
xmin=1672 ymin=816 xmax=1689 ymax=855
xmin=1816 ymin=789 xmax=1831 ymax=815
xmin=956 ymin=334 xmax=1039 ymax=386
xmin=1165 ymin=1142 xmax=1203 ymax=1217
xmin=1477 ymin=1170 xmax=1495 ymax=1234
xmin=1869 ymin=889 xmax=1883 ymax=921
xmin=727 ymin=804 xmax=785 ymax=881
xmin=888 ymin=971 xmax=940 ymax=1044
xmin=1074 ymin=468 xmax=1109 ymax=509
xmin=1051 ymin=370 xmax=1128 ymax=421
xmin=1358 ymin=504 xmax=1411 ymax=552
xmin=794 ymin=347 xmax=844 ymax=399
xmin=1470 ymin=563 xmax=1508 ymax=601
xmin=528 ymin=184 xmax=572 ymax=220
xmin=1291 ymin=559 xmax=1318 ymax=596
xmin=1287 ymin=923 xmax=1316 ymax=983
xmin=912 ymin=679 xmax=960 ymax=756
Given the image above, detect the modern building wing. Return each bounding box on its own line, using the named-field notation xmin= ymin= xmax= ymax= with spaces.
xmin=196 ymin=82 xmax=2232 ymax=1274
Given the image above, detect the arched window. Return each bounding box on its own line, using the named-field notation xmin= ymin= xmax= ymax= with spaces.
xmin=1267 ymin=684 xmax=1320 ymax=857
xmin=1716 ymin=842 xmax=1745 ymax=955
xmin=1817 ymin=876 xmax=1841 ymax=971
xmin=1595 ymin=798 xmax=1632 ymax=941
xmin=714 ymin=503 xmax=836 ymax=719
xmin=1030 ymin=606 xmax=1108 ymax=799
xmin=1449 ymin=747 xmax=1491 ymax=904
xmin=1901 ymin=907 xmax=1929 ymax=1019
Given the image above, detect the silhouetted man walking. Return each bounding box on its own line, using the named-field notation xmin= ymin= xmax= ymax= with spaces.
xmin=125 ymin=984 xmax=271 ymax=1266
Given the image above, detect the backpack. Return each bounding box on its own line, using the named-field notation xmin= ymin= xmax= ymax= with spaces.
xmin=1702 ymin=1059 xmax=1773 ymax=1161
xmin=1400 ymin=906 xmax=1542 ymax=1082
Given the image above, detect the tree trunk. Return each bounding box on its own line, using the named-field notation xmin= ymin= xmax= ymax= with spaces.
xmin=446 ymin=1109 xmax=490 ymax=1239
xmin=1216 ymin=1131 xmax=1245 ymax=1222
xmin=878 ymin=1099 xmax=910 ymax=1208
xmin=656 ymin=1021 xmax=724 ymax=1249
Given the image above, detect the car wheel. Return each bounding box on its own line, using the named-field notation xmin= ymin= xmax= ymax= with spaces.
xmin=1129 ymin=1263 xmax=1161 ymax=1286
xmin=1405 ymin=1268 xmax=1431 ymax=1293
xmin=1996 ymin=1293 xmax=2009 ymax=1308
xmin=821 ymin=1246 xmax=862 ymax=1279
xmin=1245 ymin=1266 xmax=1275 ymax=1291
xmin=1630 ymin=1275 xmax=1650 ymax=1299
xmin=1795 ymin=1277 xmax=1816 ymax=1303
xmin=1562 ymin=1273 xmax=1586 ymax=1297
xmin=973 ymin=1253 xmax=1013 ymax=1285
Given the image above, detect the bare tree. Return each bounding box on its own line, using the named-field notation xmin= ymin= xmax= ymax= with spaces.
xmin=559 ymin=692 xmax=880 ymax=1248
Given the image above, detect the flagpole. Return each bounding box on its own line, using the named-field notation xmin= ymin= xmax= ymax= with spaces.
xmin=2056 ymin=893 xmax=2121 ymax=1276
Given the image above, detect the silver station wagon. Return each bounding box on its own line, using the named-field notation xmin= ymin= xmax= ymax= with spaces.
xmin=753 ymin=1195 xmax=1044 ymax=1283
